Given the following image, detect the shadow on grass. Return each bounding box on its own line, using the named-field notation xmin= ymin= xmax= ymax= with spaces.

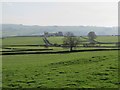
xmin=1 ymin=48 xmax=53 ymax=52
xmin=1 ymin=48 xmax=120 ymax=55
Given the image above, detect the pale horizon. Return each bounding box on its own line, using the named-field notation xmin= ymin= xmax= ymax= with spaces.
xmin=1 ymin=23 xmax=118 ymax=28
xmin=1 ymin=2 xmax=118 ymax=27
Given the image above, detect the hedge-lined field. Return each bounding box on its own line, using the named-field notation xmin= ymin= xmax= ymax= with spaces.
xmin=2 ymin=35 xmax=119 ymax=88
xmin=2 ymin=36 xmax=118 ymax=45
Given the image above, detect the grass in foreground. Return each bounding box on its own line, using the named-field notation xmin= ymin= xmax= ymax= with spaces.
xmin=2 ymin=50 xmax=119 ymax=88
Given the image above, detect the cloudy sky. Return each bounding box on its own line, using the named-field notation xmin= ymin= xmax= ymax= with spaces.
xmin=1 ymin=2 xmax=118 ymax=27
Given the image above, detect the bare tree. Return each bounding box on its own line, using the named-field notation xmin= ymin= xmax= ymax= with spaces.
xmin=63 ymin=32 xmax=80 ymax=51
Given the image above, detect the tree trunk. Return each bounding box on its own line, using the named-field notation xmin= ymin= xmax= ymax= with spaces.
xmin=70 ymin=46 xmax=73 ymax=51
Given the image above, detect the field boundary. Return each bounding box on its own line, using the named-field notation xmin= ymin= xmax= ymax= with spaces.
xmin=1 ymin=48 xmax=53 ymax=52
xmin=2 ymin=45 xmax=119 ymax=48
xmin=1 ymin=49 xmax=120 ymax=55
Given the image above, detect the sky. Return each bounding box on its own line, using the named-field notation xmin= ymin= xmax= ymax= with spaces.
xmin=1 ymin=1 xmax=118 ymax=27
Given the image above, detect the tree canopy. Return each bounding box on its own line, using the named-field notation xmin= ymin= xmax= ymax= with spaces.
xmin=88 ymin=31 xmax=97 ymax=40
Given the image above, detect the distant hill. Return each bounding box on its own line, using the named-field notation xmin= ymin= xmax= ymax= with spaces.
xmin=0 ymin=24 xmax=118 ymax=37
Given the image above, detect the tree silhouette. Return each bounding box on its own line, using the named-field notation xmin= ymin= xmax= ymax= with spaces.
xmin=88 ymin=31 xmax=97 ymax=40
xmin=63 ymin=32 xmax=80 ymax=51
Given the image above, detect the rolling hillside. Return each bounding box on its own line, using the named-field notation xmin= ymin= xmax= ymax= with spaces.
xmin=1 ymin=24 xmax=118 ymax=37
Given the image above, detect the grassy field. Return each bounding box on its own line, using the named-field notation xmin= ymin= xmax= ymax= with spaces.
xmin=2 ymin=51 xmax=119 ymax=88
xmin=2 ymin=37 xmax=44 ymax=45
xmin=95 ymin=36 xmax=118 ymax=43
xmin=2 ymin=36 xmax=118 ymax=45
xmin=2 ymin=36 xmax=119 ymax=88
xmin=2 ymin=36 xmax=118 ymax=53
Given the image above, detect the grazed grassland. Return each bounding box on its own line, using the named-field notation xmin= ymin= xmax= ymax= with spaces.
xmin=2 ymin=36 xmax=119 ymax=88
xmin=2 ymin=36 xmax=118 ymax=45
xmin=2 ymin=51 xmax=119 ymax=88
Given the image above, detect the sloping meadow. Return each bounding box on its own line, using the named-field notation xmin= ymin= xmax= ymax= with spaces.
xmin=2 ymin=50 xmax=119 ymax=88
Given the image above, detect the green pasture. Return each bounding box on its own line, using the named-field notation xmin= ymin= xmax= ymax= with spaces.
xmin=96 ymin=36 xmax=118 ymax=43
xmin=1 ymin=46 xmax=118 ymax=54
xmin=47 ymin=37 xmax=64 ymax=44
xmin=2 ymin=36 xmax=118 ymax=46
xmin=2 ymin=51 xmax=119 ymax=88
xmin=2 ymin=36 xmax=119 ymax=88
xmin=2 ymin=37 xmax=44 ymax=45
xmin=2 ymin=36 xmax=118 ymax=53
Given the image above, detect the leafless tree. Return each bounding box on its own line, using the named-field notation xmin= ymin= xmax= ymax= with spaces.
xmin=63 ymin=32 xmax=80 ymax=51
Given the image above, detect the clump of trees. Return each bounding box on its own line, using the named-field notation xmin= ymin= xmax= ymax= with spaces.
xmin=63 ymin=32 xmax=80 ymax=51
